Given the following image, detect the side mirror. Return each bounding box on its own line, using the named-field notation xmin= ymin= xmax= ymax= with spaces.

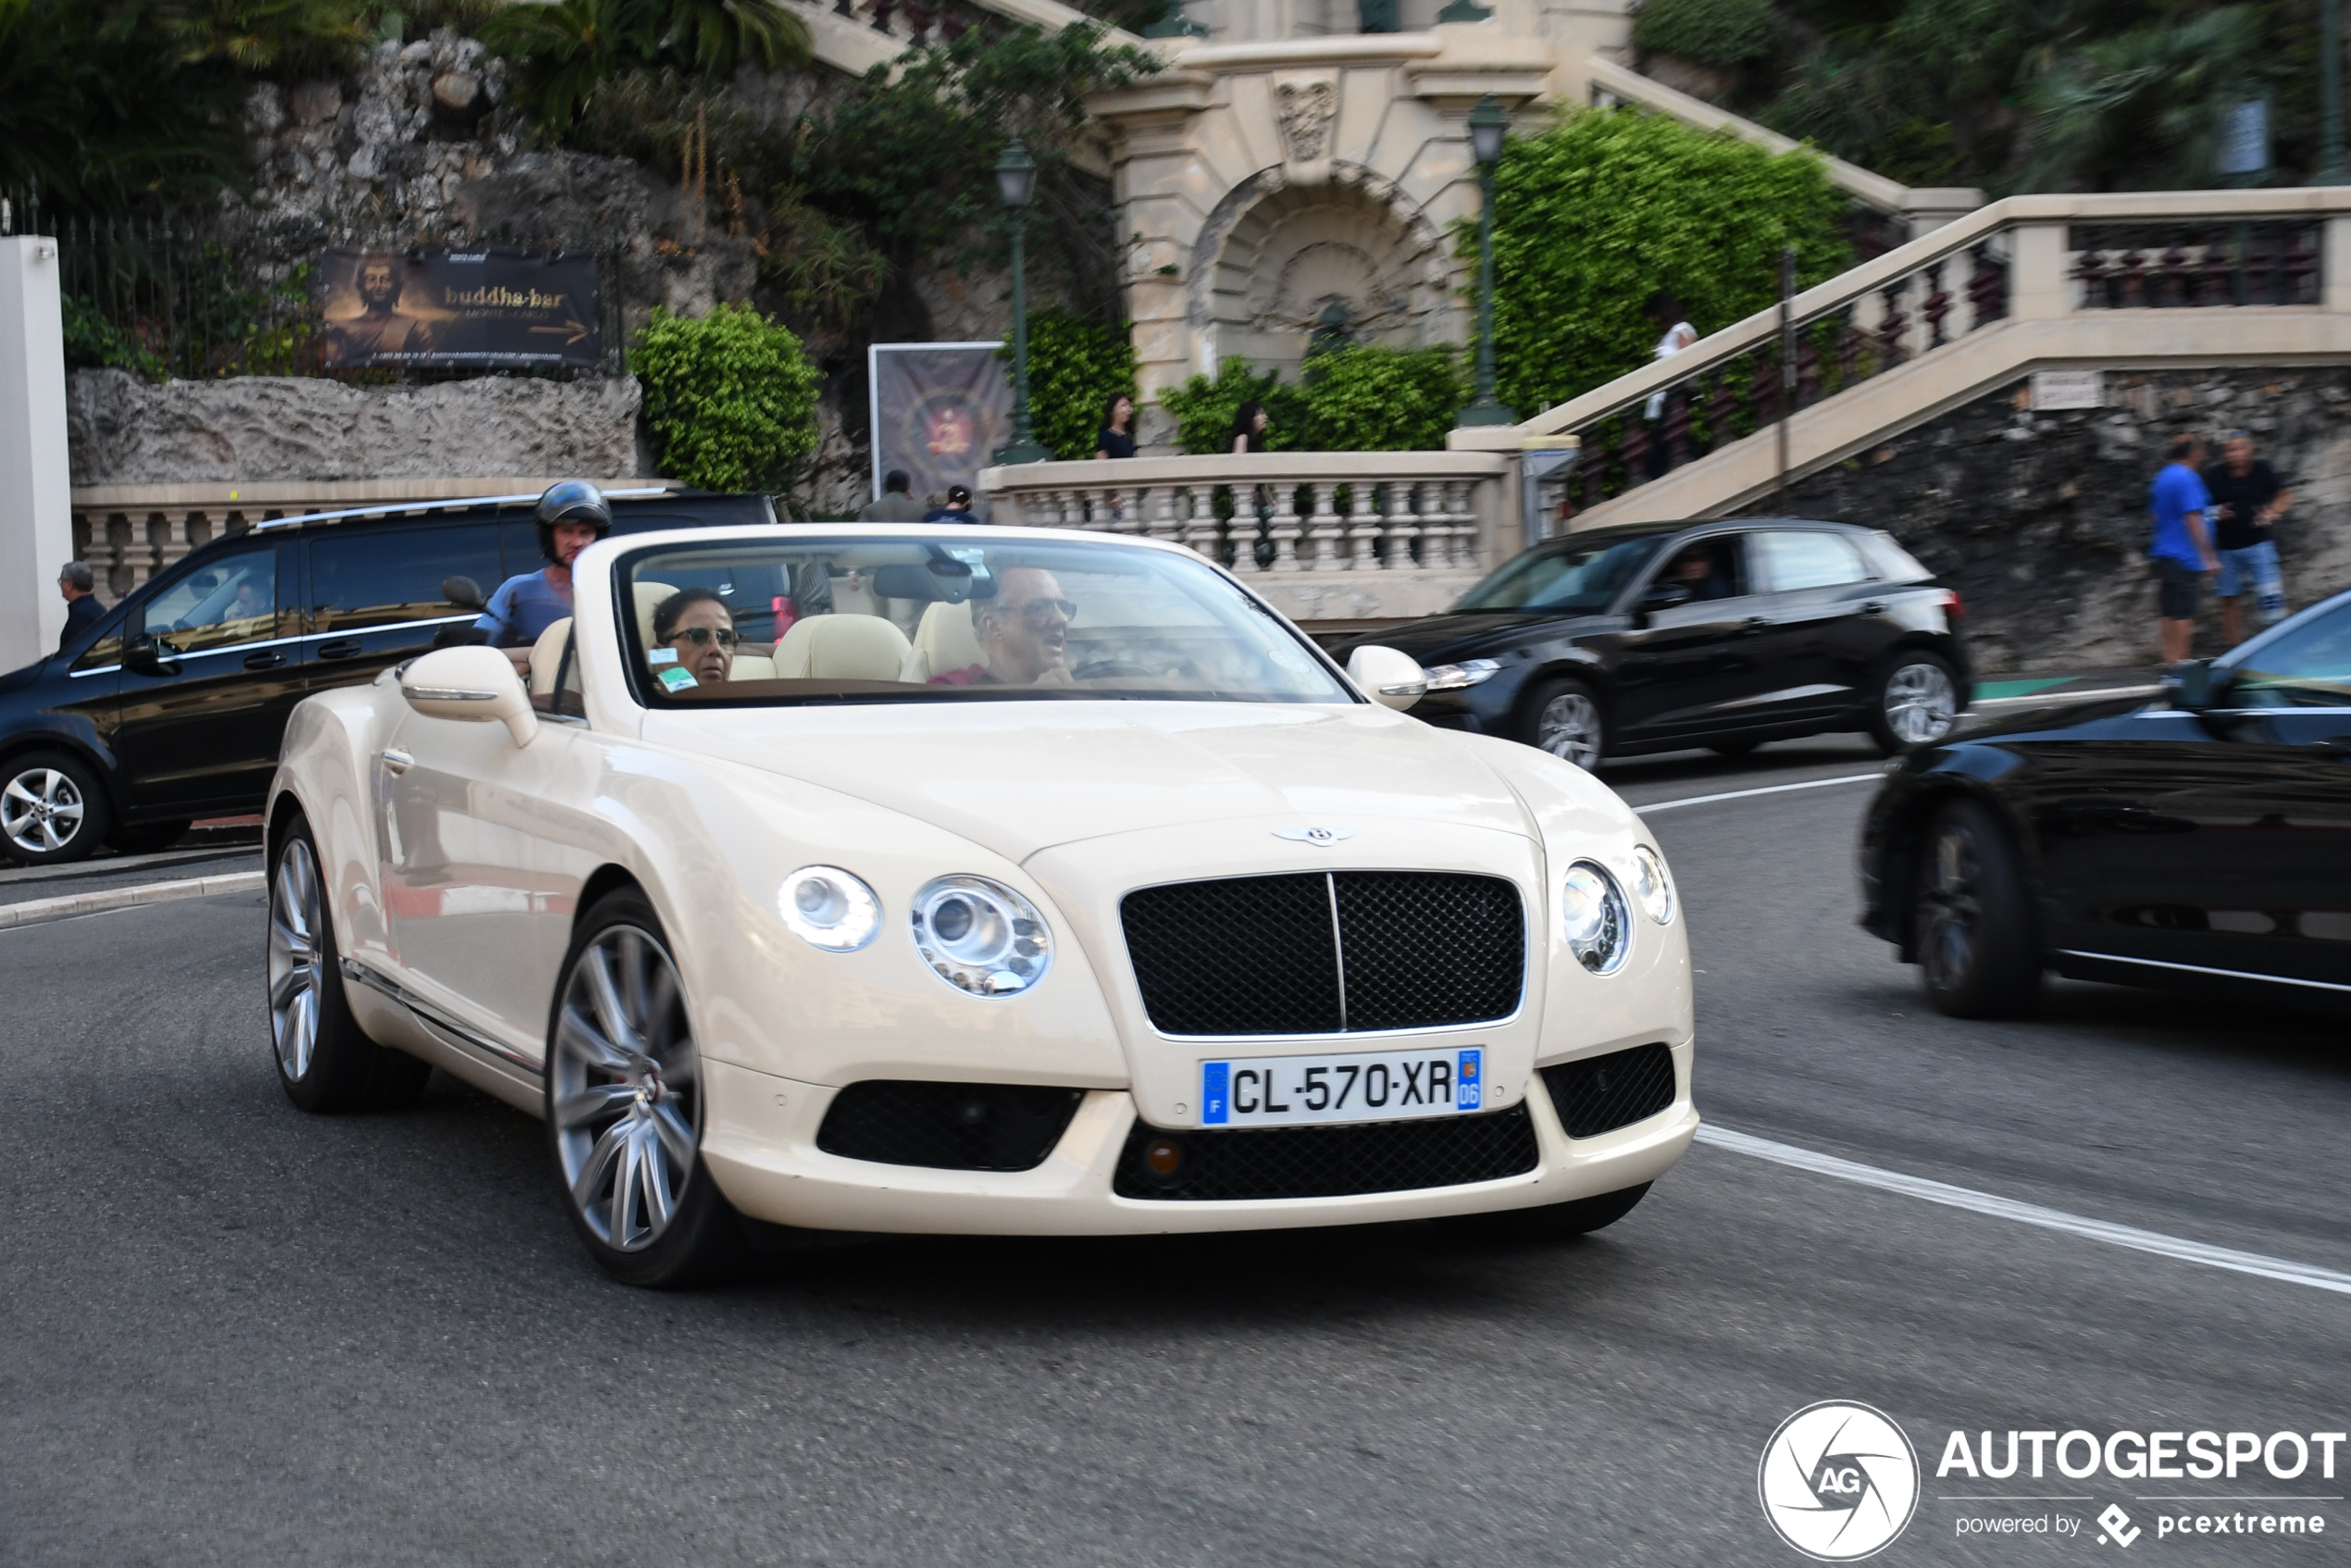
xmin=1641 ymin=581 xmax=1693 ymax=612
xmin=442 ymin=575 xmax=486 ymax=612
xmin=1346 ymin=644 xmax=1428 ymax=712
xmin=123 ymin=638 xmax=179 ymax=678
xmin=2164 ymin=658 xmax=2221 ymax=713
xmin=399 ymin=644 xmax=536 ymax=746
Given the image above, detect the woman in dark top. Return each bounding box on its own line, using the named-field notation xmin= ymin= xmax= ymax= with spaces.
xmin=1230 ymin=400 xmax=1270 ymax=454
xmin=1094 ymin=393 xmax=1137 ymax=460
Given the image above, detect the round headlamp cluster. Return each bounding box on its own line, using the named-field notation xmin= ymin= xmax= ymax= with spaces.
xmin=1561 ymin=860 xmax=1633 ymax=975
xmin=911 ymin=875 xmax=1052 ymax=995
xmin=1631 ymin=844 xmax=1675 ymax=927
xmin=779 ymin=865 xmax=882 ymax=952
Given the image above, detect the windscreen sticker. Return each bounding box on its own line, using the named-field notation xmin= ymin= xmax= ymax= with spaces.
xmin=648 ymin=647 xmax=678 ymax=666
xmin=657 ymin=666 xmax=697 ymax=691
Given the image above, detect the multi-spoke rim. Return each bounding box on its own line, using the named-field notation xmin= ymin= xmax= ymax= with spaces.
xmin=552 ymin=926 xmax=700 ymax=1253
xmin=1885 ymin=662 xmax=1958 ymax=745
xmin=268 ymin=838 xmax=325 ymax=1081
xmin=1536 ymin=691 xmax=1604 ymax=769
xmin=1916 ymin=819 xmax=1982 ymax=993
xmin=2 ymin=767 xmax=85 ymax=855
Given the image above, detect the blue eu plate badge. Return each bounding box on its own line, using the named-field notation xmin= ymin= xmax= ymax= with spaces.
xmin=1198 ymin=1047 xmax=1482 ymax=1127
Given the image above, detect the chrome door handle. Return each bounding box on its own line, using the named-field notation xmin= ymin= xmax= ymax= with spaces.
xmin=1860 ymin=602 xmax=1886 ymax=615
xmin=379 ymin=749 xmax=413 ymax=777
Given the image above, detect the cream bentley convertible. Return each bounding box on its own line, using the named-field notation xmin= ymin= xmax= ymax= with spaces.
xmin=265 ymin=525 xmax=1698 ymax=1286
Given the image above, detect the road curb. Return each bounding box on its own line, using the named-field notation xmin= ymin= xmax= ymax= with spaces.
xmin=0 ymin=871 xmax=267 ymax=931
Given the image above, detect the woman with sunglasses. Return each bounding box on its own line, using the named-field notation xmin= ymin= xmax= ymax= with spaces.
xmin=650 ymin=587 xmax=738 ymax=689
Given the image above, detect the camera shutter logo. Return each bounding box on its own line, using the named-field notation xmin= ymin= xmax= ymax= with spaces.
xmin=1757 ymin=1401 xmax=1921 ymax=1561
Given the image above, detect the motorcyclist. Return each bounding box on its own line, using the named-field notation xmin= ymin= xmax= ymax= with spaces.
xmin=476 ymin=480 xmax=612 ymax=672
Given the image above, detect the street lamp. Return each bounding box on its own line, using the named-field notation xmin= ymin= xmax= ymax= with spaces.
xmin=2321 ymin=0 xmax=2346 ymax=183
xmin=992 ymin=139 xmax=1051 ymax=466
xmin=1456 ymin=94 xmax=1517 ymax=428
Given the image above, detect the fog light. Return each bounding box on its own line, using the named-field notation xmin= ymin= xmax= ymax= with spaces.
xmin=1144 ymin=1137 xmax=1183 ymax=1176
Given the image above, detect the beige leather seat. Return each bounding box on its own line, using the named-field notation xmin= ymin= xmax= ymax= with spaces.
xmin=529 ymin=617 xmax=574 ymax=698
xmin=776 ymin=614 xmax=913 ymax=681
xmin=899 ymin=601 xmax=989 ymax=682
xmin=728 ymin=653 xmax=779 ymax=681
xmin=632 ymin=581 xmax=678 ymax=649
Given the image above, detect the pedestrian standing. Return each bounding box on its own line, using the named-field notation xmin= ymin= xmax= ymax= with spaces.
xmin=2200 ymin=429 xmax=2294 ymax=645
xmin=858 ymin=469 xmax=927 ymax=522
xmin=1643 ymin=292 xmax=1697 ymax=479
xmin=923 ymin=484 xmax=980 ymax=524
xmin=1230 ymin=401 xmax=1270 ymax=454
xmin=1094 ymin=394 xmax=1138 ymax=460
xmin=56 ymin=562 xmax=102 ymax=651
xmin=2148 ymin=432 xmax=2220 ymax=666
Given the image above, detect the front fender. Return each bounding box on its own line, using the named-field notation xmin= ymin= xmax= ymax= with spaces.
xmin=270 ymin=683 xmax=398 ymax=964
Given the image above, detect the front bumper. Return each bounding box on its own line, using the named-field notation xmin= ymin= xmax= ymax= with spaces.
xmin=699 ymin=1042 xmax=1697 ymax=1237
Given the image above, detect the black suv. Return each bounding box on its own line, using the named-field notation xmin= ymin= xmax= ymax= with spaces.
xmin=1337 ymin=518 xmax=1972 ymax=767
xmin=0 ymin=489 xmax=774 ymax=865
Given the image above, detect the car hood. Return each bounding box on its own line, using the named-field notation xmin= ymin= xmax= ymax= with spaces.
xmin=642 ymin=701 xmax=1539 ymax=863
xmin=1341 ymin=611 xmax=1602 ymax=662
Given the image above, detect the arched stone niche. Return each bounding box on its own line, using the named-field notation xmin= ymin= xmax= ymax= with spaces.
xmin=1188 ymin=163 xmax=1453 ymax=380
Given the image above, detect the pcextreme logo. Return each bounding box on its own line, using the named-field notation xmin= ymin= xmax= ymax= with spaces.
xmin=1759 ymin=1401 xmax=1922 ymax=1561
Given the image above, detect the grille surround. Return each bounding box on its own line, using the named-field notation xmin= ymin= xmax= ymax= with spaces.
xmin=815 ymin=1081 xmax=1083 ymax=1172
xmin=1113 ymin=1103 xmax=1540 ymax=1201
xmin=1119 ymin=870 xmax=1526 ymax=1038
xmin=1539 ymin=1043 xmax=1677 ymax=1139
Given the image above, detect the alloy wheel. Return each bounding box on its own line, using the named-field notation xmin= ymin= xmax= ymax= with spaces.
xmin=2 ymin=767 xmax=85 ymax=856
xmin=1916 ymin=819 xmax=1982 ymax=993
xmin=552 ymin=926 xmax=702 ymax=1253
xmin=1536 ymin=691 xmax=1604 ymax=768
xmin=268 ymin=837 xmax=325 ymax=1081
xmin=1884 ymin=661 xmax=1958 ymax=745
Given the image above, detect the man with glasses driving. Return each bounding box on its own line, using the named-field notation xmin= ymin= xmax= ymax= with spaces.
xmin=650 ymin=588 xmax=737 ymax=691
xmin=929 ymin=566 xmax=1075 ymax=687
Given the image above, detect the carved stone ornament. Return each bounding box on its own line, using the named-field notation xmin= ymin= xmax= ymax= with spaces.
xmin=1275 ymin=74 xmax=1338 ymax=164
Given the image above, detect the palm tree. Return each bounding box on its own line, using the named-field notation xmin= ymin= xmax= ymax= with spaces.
xmin=2018 ymin=6 xmax=2272 ymax=190
xmin=485 ymin=0 xmax=809 ymax=129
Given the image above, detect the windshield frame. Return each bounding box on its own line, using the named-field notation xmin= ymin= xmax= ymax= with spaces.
xmin=605 ymin=530 xmax=1365 ymax=712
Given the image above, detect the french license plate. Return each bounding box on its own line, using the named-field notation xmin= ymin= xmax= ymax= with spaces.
xmin=1200 ymin=1047 xmax=1483 ymax=1128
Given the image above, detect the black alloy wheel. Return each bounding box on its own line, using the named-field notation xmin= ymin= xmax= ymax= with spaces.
xmin=1 ymin=750 xmax=111 ymax=865
xmin=1912 ymin=797 xmax=2042 ymax=1018
xmin=269 ymin=818 xmax=432 ymax=1113
xmin=1524 ymin=677 xmax=1607 ymax=770
xmin=1447 ymin=1182 xmax=1651 ymax=1242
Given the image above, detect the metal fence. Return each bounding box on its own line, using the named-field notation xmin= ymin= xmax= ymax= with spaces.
xmin=2 ymin=187 xmax=628 ymax=381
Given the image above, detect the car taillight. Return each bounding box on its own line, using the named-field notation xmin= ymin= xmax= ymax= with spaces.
xmin=1941 ymin=590 xmax=1964 ymax=619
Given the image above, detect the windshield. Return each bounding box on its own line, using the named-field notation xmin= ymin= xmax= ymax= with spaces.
xmin=616 ymin=535 xmax=1355 ymax=707
xmin=1453 ymin=535 xmax=1666 ymax=614
xmin=2228 ymin=600 xmax=2351 ymax=707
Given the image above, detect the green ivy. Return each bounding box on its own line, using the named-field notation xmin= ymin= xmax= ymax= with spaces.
xmin=1632 ymin=0 xmax=1776 ymax=67
xmin=1014 ymin=307 xmax=1138 ymax=460
xmin=1297 ymin=344 xmax=1463 ymax=452
xmin=61 ymin=295 xmax=168 ymax=380
xmin=633 ymin=304 xmax=821 ymax=493
xmin=1476 ymin=107 xmax=1848 ymax=418
xmin=1155 ymin=357 xmax=1309 ymax=455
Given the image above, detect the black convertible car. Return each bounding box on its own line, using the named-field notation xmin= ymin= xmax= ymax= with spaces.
xmin=1862 ymin=586 xmax=2351 ymax=1020
xmin=1339 ymin=518 xmax=1971 ymax=766
xmin=0 ymin=488 xmax=774 ymax=865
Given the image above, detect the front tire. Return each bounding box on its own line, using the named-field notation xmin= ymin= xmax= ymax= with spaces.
xmin=1 ymin=750 xmax=111 ymax=865
xmin=269 ymin=821 xmax=431 ymax=1113
xmin=1912 ymin=798 xmax=2041 ymax=1018
xmin=1450 ymin=1182 xmax=1651 ymax=1242
xmin=1524 ymin=678 xmax=1607 ymax=770
xmin=1868 ymin=651 xmax=1959 ymax=753
xmin=547 ymin=889 xmax=744 ymax=1288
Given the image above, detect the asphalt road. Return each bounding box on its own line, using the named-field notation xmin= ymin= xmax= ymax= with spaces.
xmin=5 ymin=733 xmax=2346 ymax=1566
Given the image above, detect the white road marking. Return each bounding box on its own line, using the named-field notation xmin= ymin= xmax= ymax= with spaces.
xmin=0 ymin=871 xmax=266 ymax=931
xmin=1634 ymin=773 xmax=1883 ymax=815
xmin=1697 ymin=1124 xmax=2351 ymax=1298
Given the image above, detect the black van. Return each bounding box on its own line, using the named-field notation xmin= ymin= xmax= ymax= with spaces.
xmin=0 ymin=488 xmax=775 ymax=865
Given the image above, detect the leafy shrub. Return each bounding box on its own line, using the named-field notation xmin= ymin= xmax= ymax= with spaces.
xmin=633 ymin=304 xmax=821 ymax=492
xmin=61 ymin=296 xmax=168 ymax=380
xmin=1156 ymin=357 xmax=1309 ymax=455
xmin=1014 ymin=308 xmax=1138 ymax=460
xmin=1632 ymin=0 xmax=1776 ymax=67
xmin=1297 ymin=344 xmax=1463 ymax=452
xmin=1476 ymin=107 xmax=1849 ymax=417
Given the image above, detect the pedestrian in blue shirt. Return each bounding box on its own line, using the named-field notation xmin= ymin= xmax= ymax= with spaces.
xmin=477 ymin=480 xmax=613 ymax=673
xmin=2147 ymin=433 xmax=2219 ymax=666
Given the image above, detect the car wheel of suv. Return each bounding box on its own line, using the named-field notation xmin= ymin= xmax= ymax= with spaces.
xmin=1913 ymin=798 xmax=2041 ymax=1018
xmin=270 ymin=821 xmax=432 ymax=1113
xmin=1525 ymin=678 xmax=1606 ymax=769
xmin=548 ymin=889 xmax=745 ymax=1288
xmin=1449 ymin=1182 xmax=1650 ymax=1241
xmin=1869 ymin=652 xmax=1959 ymax=753
xmin=1 ymin=750 xmax=111 ymax=865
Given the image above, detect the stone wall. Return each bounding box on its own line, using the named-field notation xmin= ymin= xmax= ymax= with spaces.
xmin=68 ymin=368 xmax=650 ymax=486
xmin=1737 ymin=369 xmax=2351 ymax=672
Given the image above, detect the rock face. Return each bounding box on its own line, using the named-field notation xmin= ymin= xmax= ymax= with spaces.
xmin=1738 ymin=369 xmax=2351 ymax=672
xmin=68 ymin=369 xmax=649 ymax=485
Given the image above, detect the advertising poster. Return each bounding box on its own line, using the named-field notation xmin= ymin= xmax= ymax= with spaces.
xmin=320 ymin=247 xmax=602 ymax=370
xmin=869 ymin=342 xmax=1012 ymax=520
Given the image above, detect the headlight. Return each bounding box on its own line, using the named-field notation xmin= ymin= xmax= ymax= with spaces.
xmin=1631 ymin=844 xmax=1675 ymax=926
xmin=1561 ymin=861 xmax=1632 ymax=974
xmin=779 ymin=865 xmax=882 ymax=952
xmin=911 ymin=876 xmax=1053 ymax=995
xmin=1423 ymin=658 xmax=1501 ymax=691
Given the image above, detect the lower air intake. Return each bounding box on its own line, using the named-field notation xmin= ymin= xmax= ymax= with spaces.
xmin=1539 ymin=1043 xmax=1676 ymax=1139
xmin=1113 ymin=1103 xmax=1539 ymax=1201
xmin=816 ymin=1081 xmax=1083 ymax=1172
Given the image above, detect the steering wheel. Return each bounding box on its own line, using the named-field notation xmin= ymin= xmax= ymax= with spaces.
xmin=1073 ymin=658 xmax=1159 ymax=680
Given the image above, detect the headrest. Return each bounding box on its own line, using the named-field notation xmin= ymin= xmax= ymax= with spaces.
xmin=528 ymin=616 xmax=574 ymax=698
xmin=632 ymin=580 xmax=678 ymax=650
xmin=776 ymin=614 xmax=914 ymax=682
xmin=899 ymin=600 xmax=989 ymax=683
